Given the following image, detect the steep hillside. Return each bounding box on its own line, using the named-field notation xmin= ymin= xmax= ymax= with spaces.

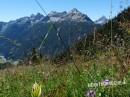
xmin=73 ymin=7 xmax=130 ymax=59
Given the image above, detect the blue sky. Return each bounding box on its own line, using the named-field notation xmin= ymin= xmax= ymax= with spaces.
xmin=0 ymin=0 xmax=130 ymax=22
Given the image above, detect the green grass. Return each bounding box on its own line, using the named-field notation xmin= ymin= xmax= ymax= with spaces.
xmin=0 ymin=60 xmax=130 ymax=97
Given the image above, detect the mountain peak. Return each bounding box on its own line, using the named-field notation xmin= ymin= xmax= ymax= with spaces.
xmin=34 ymin=13 xmax=44 ymax=19
xmin=100 ymin=16 xmax=107 ymax=20
xmin=69 ymin=8 xmax=81 ymax=14
xmin=95 ymin=16 xmax=108 ymax=25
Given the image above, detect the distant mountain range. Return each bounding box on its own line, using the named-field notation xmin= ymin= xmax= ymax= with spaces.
xmin=0 ymin=8 xmax=106 ymax=59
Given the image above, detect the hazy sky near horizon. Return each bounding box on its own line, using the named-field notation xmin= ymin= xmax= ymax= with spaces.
xmin=0 ymin=0 xmax=130 ymax=22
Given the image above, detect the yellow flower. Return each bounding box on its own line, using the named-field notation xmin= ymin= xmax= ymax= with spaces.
xmin=31 ymin=82 xmax=42 ymax=97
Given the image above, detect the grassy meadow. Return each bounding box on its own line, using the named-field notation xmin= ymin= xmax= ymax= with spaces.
xmin=0 ymin=50 xmax=130 ymax=97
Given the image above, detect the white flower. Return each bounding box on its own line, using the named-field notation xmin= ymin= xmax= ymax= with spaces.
xmin=31 ymin=82 xmax=42 ymax=97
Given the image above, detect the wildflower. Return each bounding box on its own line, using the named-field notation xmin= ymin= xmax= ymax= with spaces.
xmin=99 ymin=93 xmax=101 ymax=96
xmin=103 ymin=79 xmax=110 ymax=86
xmin=122 ymin=77 xmax=126 ymax=85
xmin=42 ymin=72 xmax=45 ymax=75
xmin=31 ymin=82 xmax=42 ymax=97
xmin=85 ymin=90 xmax=96 ymax=97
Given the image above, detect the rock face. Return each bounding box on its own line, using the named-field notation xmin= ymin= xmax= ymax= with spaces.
xmin=0 ymin=8 xmax=96 ymax=59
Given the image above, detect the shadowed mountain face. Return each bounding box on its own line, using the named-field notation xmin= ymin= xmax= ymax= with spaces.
xmin=0 ymin=8 xmax=96 ymax=59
